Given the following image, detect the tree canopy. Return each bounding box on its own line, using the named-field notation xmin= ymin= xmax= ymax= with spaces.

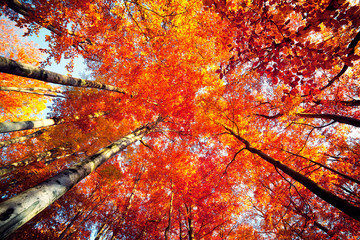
xmin=0 ymin=0 xmax=359 ymax=239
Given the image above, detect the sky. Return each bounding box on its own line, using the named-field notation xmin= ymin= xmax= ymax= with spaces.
xmin=26 ymin=27 xmax=90 ymax=79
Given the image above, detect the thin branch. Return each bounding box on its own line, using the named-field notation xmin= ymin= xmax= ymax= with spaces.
xmin=320 ymin=29 xmax=360 ymax=91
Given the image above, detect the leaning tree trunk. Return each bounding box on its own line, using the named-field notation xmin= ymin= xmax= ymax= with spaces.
xmin=164 ymin=182 xmax=174 ymax=240
xmin=0 ymin=118 xmax=60 ymax=133
xmin=4 ymin=0 xmax=92 ymax=45
xmin=0 ymin=117 xmax=162 ymax=239
xmin=225 ymin=127 xmax=360 ymax=222
xmin=286 ymin=151 xmax=360 ymax=185
xmin=0 ymin=111 xmax=106 ymax=133
xmin=0 ymin=86 xmax=65 ymax=98
xmin=58 ymin=187 xmax=99 ymax=240
xmin=0 ymin=56 xmax=128 ymax=94
xmin=296 ymin=113 xmax=360 ymax=128
xmin=0 ymin=146 xmax=66 ymax=177
xmin=0 ymin=129 xmax=46 ymax=148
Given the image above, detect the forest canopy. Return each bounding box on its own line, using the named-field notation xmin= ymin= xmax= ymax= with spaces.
xmin=0 ymin=0 xmax=360 ymax=239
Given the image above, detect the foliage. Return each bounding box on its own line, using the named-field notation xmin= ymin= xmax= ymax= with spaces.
xmin=1 ymin=0 xmax=360 ymax=239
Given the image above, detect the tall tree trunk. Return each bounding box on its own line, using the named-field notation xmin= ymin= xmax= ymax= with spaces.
xmin=65 ymin=192 xmax=112 ymax=240
xmin=125 ymin=170 xmax=142 ymax=212
xmin=0 ymin=111 xmax=106 ymax=133
xmin=0 ymin=117 xmax=162 ymax=239
xmin=225 ymin=127 xmax=360 ymax=222
xmin=0 ymin=146 xmax=66 ymax=177
xmin=313 ymin=99 xmax=360 ymax=107
xmin=0 ymin=86 xmax=65 ymax=98
xmin=58 ymin=210 xmax=84 ymax=240
xmin=0 ymin=118 xmax=60 ymax=133
xmin=188 ymin=217 xmax=194 ymax=240
xmin=94 ymin=223 xmax=109 ymax=240
xmin=44 ymin=153 xmax=74 ymax=166
xmin=296 ymin=113 xmax=360 ymax=128
xmin=0 ymin=129 xmax=46 ymax=148
xmin=179 ymin=210 xmax=183 ymax=240
xmin=106 ymin=169 xmax=144 ymax=239
xmin=5 ymin=0 xmax=67 ymax=36
xmin=185 ymin=205 xmax=194 ymax=240
xmin=283 ymin=150 xmax=360 ymax=185
xmin=5 ymin=0 xmax=92 ymax=45
xmin=164 ymin=181 xmax=174 ymax=240
xmin=0 ymin=56 xmax=128 ymax=94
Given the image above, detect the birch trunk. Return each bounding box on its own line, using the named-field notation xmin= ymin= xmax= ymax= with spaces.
xmin=0 ymin=146 xmax=65 ymax=177
xmin=0 ymin=56 xmax=127 ymax=94
xmin=0 ymin=111 xmax=106 ymax=134
xmin=0 ymin=129 xmax=46 ymax=148
xmin=0 ymin=117 xmax=162 ymax=239
xmin=0 ymin=118 xmax=59 ymax=133
xmin=5 ymin=0 xmax=92 ymax=45
xmin=0 ymin=86 xmax=65 ymax=98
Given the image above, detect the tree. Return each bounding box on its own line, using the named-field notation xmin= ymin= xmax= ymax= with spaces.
xmin=0 ymin=0 xmax=360 ymax=239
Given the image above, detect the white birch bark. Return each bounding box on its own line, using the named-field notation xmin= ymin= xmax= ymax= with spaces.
xmin=0 ymin=56 xmax=128 ymax=94
xmin=0 ymin=129 xmax=46 ymax=148
xmin=0 ymin=118 xmax=162 ymax=238
xmin=0 ymin=86 xmax=65 ymax=98
xmin=0 ymin=119 xmax=57 ymax=133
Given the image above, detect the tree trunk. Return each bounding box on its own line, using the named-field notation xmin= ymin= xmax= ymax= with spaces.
xmin=0 ymin=111 xmax=106 ymax=134
xmin=62 ymin=187 xmax=114 ymax=240
xmin=188 ymin=217 xmax=194 ymax=240
xmin=94 ymin=223 xmax=109 ymax=240
xmin=225 ymin=127 xmax=360 ymax=222
xmin=105 ymin=170 xmax=143 ymax=238
xmin=179 ymin=210 xmax=183 ymax=240
xmin=285 ymin=150 xmax=360 ymax=185
xmin=0 ymin=86 xmax=65 ymax=98
xmin=0 ymin=129 xmax=46 ymax=148
xmin=58 ymin=210 xmax=84 ymax=240
xmin=185 ymin=205 xmax=194 ymax=240
xmin=0 ymin=56 xmax=128 ymax=94
xmin=0 ymin=146 xmax=65 ymax=177
xmin=123 ymin=169 xmax=143 ymax=216
xmin=0 ymin=117 xmax=162 ymax=239
xmin=313 ymin=99 xmax=360 ymax=107
xmin=44 ymin=153 xmax=73 ymax=166
xmin=5 ymin=0 xmax=65 ymax=36
xmin=5 ymin=0 xmax=92 ymax=45
xmin=296 ymin=113 xmax=360 ymax=128
xmin=0 ymin=118 xmax=59 ymax=133
xmin=164 ymin=181 xmax=174 ymax=240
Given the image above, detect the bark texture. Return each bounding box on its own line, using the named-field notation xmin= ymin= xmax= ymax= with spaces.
xmin=0 ymin=147 xmax=67 ymax=177
xmin=0 ymin=86 xmax=65 ymax=98
xmin=0 ymin=117 xmax=162 ymax=239
xmin=0 ymin=129 xmax=46 ymax=148
xmin=0 ymin=56 xmax=127 ymax=94
xmin=0 ymin=119 xmax=57 ymax=133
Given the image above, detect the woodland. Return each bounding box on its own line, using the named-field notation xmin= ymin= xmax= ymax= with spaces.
xmin=0 ymin=0 xmax=359 ymax=239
